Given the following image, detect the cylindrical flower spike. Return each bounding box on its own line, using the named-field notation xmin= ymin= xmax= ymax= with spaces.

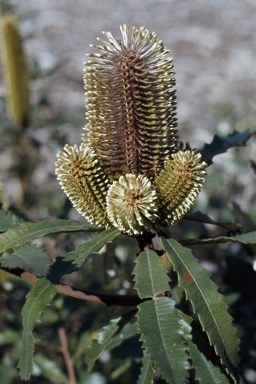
xmin=155 ymin=150 xmax=207 ymax=225
xmin=55 ymin=144 xmax=110 ymax=226
xmin=0 ymin=14 xmax=29 ymax=126
xmin=106 ymin=174 xmax=159 ymax=235
xmin=83 ymin=24 xmax=178 ymax=181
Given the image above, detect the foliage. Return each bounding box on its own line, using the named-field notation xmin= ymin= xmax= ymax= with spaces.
xmin=0 ymin=7 xmax=256 ymax=384
xmin=0 ymin=124 xmax=255 ymax=383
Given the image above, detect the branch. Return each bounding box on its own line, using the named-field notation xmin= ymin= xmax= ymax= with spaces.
xmin=1 ymin=267 xmax=146 ymax=307
xmin=58 ymin=323 xmax=77 ymax=384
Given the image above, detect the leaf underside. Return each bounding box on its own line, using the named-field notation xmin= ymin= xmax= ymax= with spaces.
xmin=0 ymin=245 xmax=51 ymax=276
xmin=161 ymin=237 xmax=240 ymax=379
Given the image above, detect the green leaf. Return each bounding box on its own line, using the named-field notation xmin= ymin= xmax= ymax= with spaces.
xmin=0 ymin=364 xmax=11 ymax=384
xmin=137 ymin=353 xmax=154 ymax=384
xmin=0 ymin=219 xmax=101 ymax=254
xmin=84 ymin=317 xmax=137 ymax=371
xmin=0 ymin=330 xmax=21 ymax=346
xmin=189 ymin=340 xmax=233 ymax=384
xmin=33 ymin=353 xmax=69 ymax=384
xmin=184 ymin=231 xmax=256 ymax=246
xmin=199 ymin=129 xmax=252 ymax=166
xmin=17 ymin=278 xmax=56 ymax=380
xmin=0 ymin=210 xmax=22 ymax=232
xmin=137 ymin=298 xmax=190 ymax=384
xmin=0 ymin=245 xmax=51 ymax=276
xmin=161 ymin=237 xmax=240 ymax=376
xmin=64 ymin=227 xmax=121 ymax=267
xmin=47 ymin=256 xmax=77 ymax=282
xmin=133 ymin=250 xmax=170 ymax=298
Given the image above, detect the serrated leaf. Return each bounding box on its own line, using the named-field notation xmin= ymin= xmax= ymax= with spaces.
xmin=64 ymin=227 xmax=121 ymax=267
xmin=161 ymin=237 xmax=240 ymax=376
xmin=0 ymin=210 xmax=22 ymax=232
xmin=47 ymin=256 xmax=78 ymax=282
xmin=137 ymin=298 xmax=190 ymax=384
xmin=137 ymin=353 xmax=154 ymax=384
xmin=189 ymin=340 xmax=233 ymax=384
xmin=84 ymin=317 xmax=137 ymax=371
xmin=0 ymin=219 xmax=101 ymax=254
xmin=201 ymin=231 xmax=256 ymax=245
xmin=0 ymin=245 xmax=51 ymax=276
xmin=33 ymin=353 xmax=69 ymax=384
xmin=199 ymin=129 xmax=252 ymax=166
xmin=133 ymin=250 xmax=170 ymax=299
xmin=17 ymin=278 xmax=56 ymax=380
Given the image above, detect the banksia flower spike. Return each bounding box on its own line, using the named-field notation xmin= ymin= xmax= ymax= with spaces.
xmin=56 ymin=144 xmax=110 ymax=226
xmin=155 ymin=150 xmax=206 ymax=226
xmin=83 ymin=24 xmax=178 ymax=181
xmin=0 ymin=14 xmax=29 ymax=127
xmin=56 ymin=24 xmax=207 ymax=235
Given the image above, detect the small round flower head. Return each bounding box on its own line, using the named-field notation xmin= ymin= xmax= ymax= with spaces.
xmin=155 ymin=150 xmax=207 ymax=225
xmin=55 ymin=143 xmax=110 ymax=226
xmin=106 ymin=174 xmax=159 ymax=235
xmin=84 ymin=24 xmax=178 ymax=181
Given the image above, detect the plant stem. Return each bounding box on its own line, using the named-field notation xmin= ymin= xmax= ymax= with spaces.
xmin=134 ymin=231 xmax=156 ymax=253
xmin=58 ymin=323 xmax=77 ymax=384
xmin=1 ymin=267 xmax=146 ymax=306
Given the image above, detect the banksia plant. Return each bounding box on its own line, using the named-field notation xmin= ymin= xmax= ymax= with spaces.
xmin=56 ymin=24 xmax=207 ymax=234
xmin=0 ymin=14 xmax=29 ymax=127
xmin=1 ymin=23 xmax=245 ymax=384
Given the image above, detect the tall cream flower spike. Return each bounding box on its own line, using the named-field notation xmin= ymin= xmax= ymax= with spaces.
xmin=56 ymin=24 xmax=206 ymax=235
xmin=0 ymin=14 xmax=29 ymax=126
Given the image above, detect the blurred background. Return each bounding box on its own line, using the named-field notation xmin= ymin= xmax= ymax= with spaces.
xmin=0 ymin=0 xmax=255 ymax=220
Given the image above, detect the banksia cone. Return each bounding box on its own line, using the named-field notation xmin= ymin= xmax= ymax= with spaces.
xmin=155 ymin=150 xmax=206 ymax=225
xmin=56 ymin=144 xmax=110 ymax=226
xmin=56 ymin=24 xmax=207 ymax=234
xmin=83 ymin=24 xmax=178 ymax=181
xmin=0 ymin=14 xmax=29 ymax=126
